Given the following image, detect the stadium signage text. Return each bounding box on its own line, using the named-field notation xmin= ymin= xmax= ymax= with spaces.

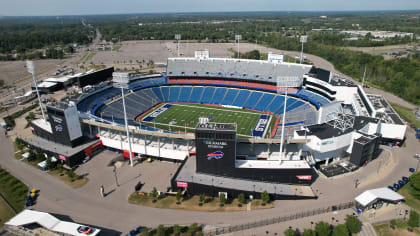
xmin=252 ymin=114 xmax=270 ymax=137
xmin=203 ymin=140 xmax=227 ymax=149
xmin=143 ymin=104 xmax=173 ymax=122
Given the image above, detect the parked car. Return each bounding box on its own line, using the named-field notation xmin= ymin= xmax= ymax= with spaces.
xmin=398 ymin=180 xmax=405 ymax=186
xmin=25 ymin=196 xmax=34 ymax=207
xmin=393 ymin=183 xmax=400 ymax=189
xmin=388 ymin=186 xmax=395 ymax=191
xmin=409 ymin=168 xmax=416 ymax=173
xmin=77 ymin=226 xmax=93 ymax=235
xmin=402 ymin=176 xmax=409 ymax=183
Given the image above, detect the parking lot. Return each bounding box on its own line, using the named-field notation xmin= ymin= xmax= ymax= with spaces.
xmin=75 ymin=150 xmax=181 ymax=201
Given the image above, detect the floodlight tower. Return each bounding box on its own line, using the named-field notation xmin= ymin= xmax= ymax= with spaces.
xmin=299 ymin=35 xmax=308 ymax=64
xmin=113 ymin=72 xmax=134 ymax=167
xmin=277 ymin=76 xmax=299 ymax=164
xmin=26 ymin=61 xmax=46 ymax=122
xmin=235 ymin=34 xmax=242 ymax=59
xmin=175 ymin=34 xmax=181 ymax=57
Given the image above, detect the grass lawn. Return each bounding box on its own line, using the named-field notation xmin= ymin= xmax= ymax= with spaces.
xmin=128 ymin=192 xmax=274 ymax=212
xmin=0 ymin=197 xmax=15 ymax=228
xmin=398 ymin=183 xmax=420 ymax=212
xmin=0 ymin=168 xmax=28 ymax=227
xmin=374 ymin=220 xmax=420 ymax=236
xmin=140 ymin=103 xmax=276 ymax=138
xmin=48 ymin=170 xmax=88 ymax=189
xmin=112 ymin=45 xmax=122 ymax=51
xmin=389 ymin=102 xmax=420 ymax=128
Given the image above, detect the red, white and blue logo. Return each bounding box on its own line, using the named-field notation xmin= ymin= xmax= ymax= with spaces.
xmin=55 ymin=124 xmax=63 ymax=132
xmin=207 ymin=151 xmax=224 ymax=160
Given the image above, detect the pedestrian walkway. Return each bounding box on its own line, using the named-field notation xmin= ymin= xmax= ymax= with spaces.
xmin=360 ymin=222 xmax=377 ymax=236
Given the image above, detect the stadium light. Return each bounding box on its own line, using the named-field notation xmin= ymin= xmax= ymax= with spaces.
xmin=26 ymin=61 xmax=46 ymax=122
xmin=175 ymin=34 xmax=181 ymax=57
xmin=235 ymin=35 xmax=242 ymax=59
xmin=112 ymin=72 xmax=134 ymax=167
xmin=299 ymin=35 xmax=307 ymax=64
xmin=277 ymin=76 xmax=299 ymax=163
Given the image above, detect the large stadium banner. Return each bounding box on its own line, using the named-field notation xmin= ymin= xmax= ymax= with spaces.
xmin=252 ymin=114 xmax=270 ymax=137
xmin=143 ymin=104 xmax=172 ymax=122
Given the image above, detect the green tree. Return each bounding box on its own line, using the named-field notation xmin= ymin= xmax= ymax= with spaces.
xmin=57 ymin=164 xmax=63 ymax=173
xmin=410 ymin=172 xmax=420 ymax=199
xmin=238 ymin=193 xmax=245 ymax=205
xmin=173 ymin=224 xmax=182 ymax=235
xmin=284 ymin=227 xmax=296 ymax=236
xmin=302 ymin=229 xmax=316 ymax=236
xmin=408 ymin=210 xmax=419 ymax=228
xmin=345 ymin=215 xmax=361 ymax=234
xmin=261 ymin=190 xmax=270 ymax=204
xmin=67 ymin=168 xmax=75 ymax=180
xmin=199 ymin=193 xmax=205 ymax=204
xmin=151 ymin=187 xmax=158 ymax=202
xmin=333 ymin=224 xmax=349 ymax=236
xmin=46 ymin=156 xmax=53 ymax=170
xmin=315 ymin=221 xmax=331 ymax=236
xmin=27 ymin=149 xmax=35 ymax=161
xmin=219 ymin=193 xmax=226 ymax=205
xmin=176 ymin=190 xmax=182 ymax=203
xmin=156 ymin=224 xmax=166 ymax=236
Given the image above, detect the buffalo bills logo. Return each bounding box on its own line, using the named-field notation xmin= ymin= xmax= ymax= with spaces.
xmin=55 ymin=124 xmax=63 ymax=132
xmin=207 ymin=151 xmax=224 ymax=160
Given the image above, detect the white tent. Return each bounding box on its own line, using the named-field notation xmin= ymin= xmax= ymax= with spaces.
xmin=355 ymin=187 xmax=404 ymax=207
xmin=5 ymin=209 xmax=100 ymax=236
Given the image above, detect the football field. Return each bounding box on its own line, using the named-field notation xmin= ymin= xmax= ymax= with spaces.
xmin=139 ymin=103 xmax=275 ymax=137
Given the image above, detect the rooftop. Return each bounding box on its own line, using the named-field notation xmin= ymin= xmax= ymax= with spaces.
xmin=355 ymin=187 xmax=404 ymax=207
xmin=366 ymin=94 xmax=405 ymax=125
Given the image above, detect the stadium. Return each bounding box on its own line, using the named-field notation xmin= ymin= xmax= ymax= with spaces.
xmin=29 ymin=50 xmax=407 ymax=199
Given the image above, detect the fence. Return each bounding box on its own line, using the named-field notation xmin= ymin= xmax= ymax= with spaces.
xmin=203 ymin=201 xmax=355 ymax=236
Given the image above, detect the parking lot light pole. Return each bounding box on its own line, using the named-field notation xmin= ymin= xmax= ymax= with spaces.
xmin=235 ymin=35 xmax=242 ymax=59
xmin=113 ymin=72 xmax=134 ymax=167
xmin=26 ymin=60 xmax=46 ymax=122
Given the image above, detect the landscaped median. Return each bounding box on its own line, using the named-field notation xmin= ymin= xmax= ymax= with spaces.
xmin=13 ymin=138 xmax=88 ymax=189
xmin=128 ymin=190 xmax=274 ymax=212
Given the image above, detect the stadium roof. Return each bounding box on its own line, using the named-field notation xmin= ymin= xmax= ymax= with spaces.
xmin=355 ymin=187 xmax=404 ymax=207
xmin=366 ymin=94 xmax=405 ymax=125
xmin=167 ymin=57 xmax=312 ymax=84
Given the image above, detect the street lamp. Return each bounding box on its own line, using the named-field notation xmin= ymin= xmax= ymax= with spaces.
xmin=112 ymin=72 xmax=134 ymax=167
xmin=175 ymin=34 xmax=181 ymax=57
xmin=26 ymin=61 xmax=46 ymax=122
xmin=299 ymin=35 xmax=307 ymax=64
xmin=235 ymin=35 xmax=242 ymax=59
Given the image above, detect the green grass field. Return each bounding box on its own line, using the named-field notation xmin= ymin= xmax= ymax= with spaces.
xmin=140 ymin=103 xmax=276 ymax=137
xmin=0 ymin=168 xmax=28 ymax=227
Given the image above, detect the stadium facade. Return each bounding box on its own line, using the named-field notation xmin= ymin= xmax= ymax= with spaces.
xmin=27 ymin=50 xmax=407 ymax=198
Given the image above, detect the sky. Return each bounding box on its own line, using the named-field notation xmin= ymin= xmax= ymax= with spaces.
xmin=1 ymin=0 xmax=420 ymax=16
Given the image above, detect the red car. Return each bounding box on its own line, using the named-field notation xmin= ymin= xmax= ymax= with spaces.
xmin=77 ymin=226 xmax=93 ymax=235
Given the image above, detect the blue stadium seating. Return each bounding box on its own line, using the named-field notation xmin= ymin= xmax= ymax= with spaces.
xmin=178 ymin=86 xmax=192 ymax=102
xmin=265 ymin=96 xmax=285 ymax=113
xmin=210 ymin=87 xmax=228 ymax=104
xmin=221 ymin=89 xmax=239 ymax=105
xmin=152 ymin=87 xmax=164 ymax=101
xmin=161 ymin=87 xmax=170 ymax=102
xmin=243 ymin=91 xmax=263 ymax=109
xmin=189 ymin=87 xmax=204 ymax=103
xmin=254 ymin=93 xmax=275 ymax=111
xmin=286 ymin=100 xmax=305 ymax=112
xmin=232 ymin=90 xmax=250 ymax=107
xmin=200 ymin=87 xmax=215 ymax=103
xmin=169 ymin=86 xmax=180 ymax=102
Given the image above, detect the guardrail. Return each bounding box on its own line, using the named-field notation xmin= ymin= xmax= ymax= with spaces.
xmin=203 ymin=201 xmax=355 ymax=236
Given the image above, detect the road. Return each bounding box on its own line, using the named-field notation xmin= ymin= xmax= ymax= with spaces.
xmin=0 ymin=125 xmax=418 ymax=234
